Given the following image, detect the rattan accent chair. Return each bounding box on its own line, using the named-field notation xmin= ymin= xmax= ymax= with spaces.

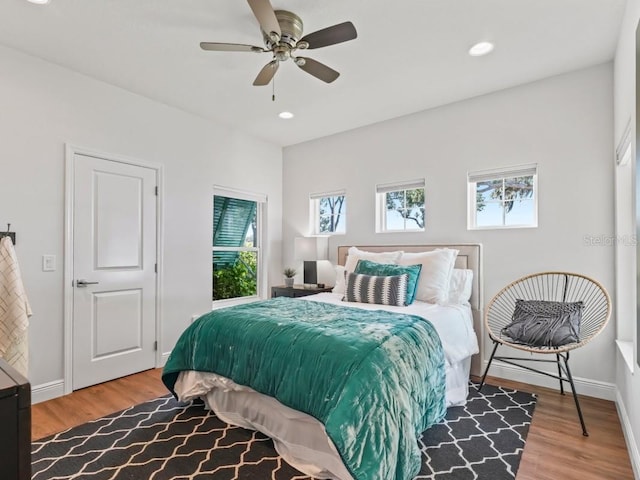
xmin=478 ymin=272 xmax=611 ymax=436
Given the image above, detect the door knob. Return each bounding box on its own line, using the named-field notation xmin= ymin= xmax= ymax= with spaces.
xmin=76 ymin=279 xmax=99 ymax=287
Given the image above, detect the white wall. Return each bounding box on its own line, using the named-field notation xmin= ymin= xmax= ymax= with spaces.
xmin=0 ymin=45 xmax=283 ymax=397
xmin=284 ymin=64 xmax=615 ymax=397
xmin=614 ymin=0 xmax=640 ymax=477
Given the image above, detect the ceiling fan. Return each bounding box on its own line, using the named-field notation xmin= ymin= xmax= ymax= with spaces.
xmin=200 ymin=0 xmax=357 ymax=86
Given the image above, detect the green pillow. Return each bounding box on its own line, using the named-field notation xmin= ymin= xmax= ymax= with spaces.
xmin=354 ymin=259 xmax=422 ymax=305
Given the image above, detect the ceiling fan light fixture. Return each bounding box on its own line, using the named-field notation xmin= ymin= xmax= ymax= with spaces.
xmin=274 ymin=46 xmax=290 ymax=61
xmin=279 ymin=111 xmax=294 ymax=119
xmin=469 ymin=41 xmax=494 ymax=57
xmin=27 ymin=0 xmax=50 ymax=4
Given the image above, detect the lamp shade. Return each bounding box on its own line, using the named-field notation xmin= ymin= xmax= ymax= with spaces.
xmin=294 ymin=237 xmax=318 ymax=261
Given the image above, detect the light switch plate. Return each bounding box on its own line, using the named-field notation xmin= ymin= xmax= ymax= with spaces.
xmin=42 ymin=254 xmax=56 ymax=272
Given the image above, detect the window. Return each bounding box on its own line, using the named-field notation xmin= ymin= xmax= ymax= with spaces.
xmin=375 ymin=179 xmax=425 ymax=232
xmin=468 ymin=164 xmax=537 ymax=229
xmin=212 ymin=187 xmax=266 ymax=303
xmin=310 ymin=190 xmax=346 ymax=235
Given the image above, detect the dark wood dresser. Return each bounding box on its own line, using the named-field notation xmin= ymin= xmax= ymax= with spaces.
xmin=0 ymin=359 xmax=31 ymax=480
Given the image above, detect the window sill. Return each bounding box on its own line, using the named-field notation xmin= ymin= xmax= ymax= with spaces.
xmin=616 ymin=339 xmax=635 ymax=374
xmin=212 ymin=295 xmax=261 ymax=310
xmin=468 ymin=224 xmax=538 ymax=231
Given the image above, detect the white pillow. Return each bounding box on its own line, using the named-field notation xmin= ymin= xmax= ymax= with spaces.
xmin=332 ymin=265 xmax=347 ymax=294
xmin=343 ymin=247 xmax=403 ymax=274
xmin=335 ymin=247 xmax=403 ymax=295
xmin=447 ymin=269 xmax=473 ymax=305
xmin=398 ymin=249 xmax=458 ymax=304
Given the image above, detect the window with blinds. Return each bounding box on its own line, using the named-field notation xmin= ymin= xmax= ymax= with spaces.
xmin=467 ymin=164 xmax=537 ymax=229
xmin=310 ymin=190 xmax=346 ymax=235
xmin=375 ymin=179 xmax=425 ymax=232
xmin=212 ymin=187 xmax=265 ymax=302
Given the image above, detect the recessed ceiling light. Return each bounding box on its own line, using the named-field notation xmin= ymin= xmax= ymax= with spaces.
xmin=469 ymin=42 xmax=494 ymax=57
xmin=27 ymin=0 xmax=50 ymax=3
xmin=278 ymin=111 xmax=294 ymax=119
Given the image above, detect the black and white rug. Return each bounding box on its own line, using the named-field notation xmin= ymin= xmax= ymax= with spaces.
xmin=32 ymin=383 xmax=536 ymax=480
xmin=416 ymin=384 xmax=536 ymax=479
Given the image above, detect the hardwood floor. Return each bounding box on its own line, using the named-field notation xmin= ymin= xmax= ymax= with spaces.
xmin=477 ymin=375 xmax=634 ymax=480
xmin=32 ymin=370 xmax=635 ymax=479
xmin=31 ymin=368 xmax=167 ymax=441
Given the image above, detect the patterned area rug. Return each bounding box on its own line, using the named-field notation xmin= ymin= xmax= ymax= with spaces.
xmin=32 ymin=383 xmax=536 ymax=480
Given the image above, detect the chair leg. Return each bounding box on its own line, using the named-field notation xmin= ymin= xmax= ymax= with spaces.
xmin=556 ymin=353 xmax=564 ymax=395
xmin=561 ymin=353 xmax=588 ymax=436
xmin=478 ymin=341 xmax=500 ymax=391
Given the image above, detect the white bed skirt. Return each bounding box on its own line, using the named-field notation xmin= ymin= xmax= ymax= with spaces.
xmin=173 ymin=356 xmax=472 ymax=480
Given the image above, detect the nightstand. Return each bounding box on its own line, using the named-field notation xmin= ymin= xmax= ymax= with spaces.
xmin=271 ymin=285 xmax=333 ymax=298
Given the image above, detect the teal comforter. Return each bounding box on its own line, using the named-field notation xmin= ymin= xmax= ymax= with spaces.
xmin=162 ymin=297 xmax=446 ymax=480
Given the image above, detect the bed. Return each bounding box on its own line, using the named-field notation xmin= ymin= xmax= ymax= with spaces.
xmin=162 ymin=244 xmax=482 ymax=480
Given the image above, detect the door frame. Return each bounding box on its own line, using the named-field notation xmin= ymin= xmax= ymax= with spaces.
xmin=63 ymin=144 xmax=164 ymax=395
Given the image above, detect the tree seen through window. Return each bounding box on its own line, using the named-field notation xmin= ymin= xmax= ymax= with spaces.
xmin=474 ymin=175 xmax=535 ymax=227
xmin=318 ymin=195 xmax=346 ymax=234
xmin=385 ymin=188 xmax=425 ymax=230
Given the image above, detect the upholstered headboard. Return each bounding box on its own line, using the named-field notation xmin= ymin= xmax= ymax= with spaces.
xmin=337 ymin=244 xmax=483 ymax=375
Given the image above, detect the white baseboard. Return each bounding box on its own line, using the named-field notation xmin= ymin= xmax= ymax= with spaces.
xmin=485 ymin=360 xmax=616 ymax=401
xmin=616 ymin=389 xmax=640 ymax=480
xmin=31 ymin=354 xmax=172 ymax=404
xmin=31 ymin=379 xmax=65 ymax=404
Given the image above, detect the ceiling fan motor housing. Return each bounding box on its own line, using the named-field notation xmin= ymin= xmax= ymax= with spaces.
xmin=263 ymin=10 xmax=303 ymax=49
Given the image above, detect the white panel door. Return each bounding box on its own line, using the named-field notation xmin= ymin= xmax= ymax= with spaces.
xmin=72 ymin=153 xmax=157 ymax=390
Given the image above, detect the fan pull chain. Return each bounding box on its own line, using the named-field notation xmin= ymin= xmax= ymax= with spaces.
xmin=272 ymin=76 xmax=275 ymax=101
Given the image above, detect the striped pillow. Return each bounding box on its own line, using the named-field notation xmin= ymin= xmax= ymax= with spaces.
xmin=344 ymin=272 xmax=408 ymax=306
xmin=354 ymin=259 xmax=422 ymax=305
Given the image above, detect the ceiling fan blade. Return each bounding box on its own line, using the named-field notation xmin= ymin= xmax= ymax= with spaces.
xmin=247 ymin=0 xmax=281 ymax=38
xmin=253 ymin=60 xmax=279 ymax=86
xmin=299 ymin=22 xmax=357 ymax=49
xmin=296 ymin=57 xmax=340 ymax=83
xmin=200 ymin=42 xmax=264 ymax=52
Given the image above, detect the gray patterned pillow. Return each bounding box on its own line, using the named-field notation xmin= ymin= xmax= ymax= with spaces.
xmin=501 ymin=299 xmax=583 ymax=347
xmin=344 ymin=272 xmax=408 ymax=306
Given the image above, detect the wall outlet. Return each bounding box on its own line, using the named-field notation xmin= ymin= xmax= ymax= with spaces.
xmin=42 ymin=255 xmax=56 ymax=272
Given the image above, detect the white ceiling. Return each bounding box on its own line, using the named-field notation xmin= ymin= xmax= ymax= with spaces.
xmin=0 ymin=0 xmax=626 ymax=147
